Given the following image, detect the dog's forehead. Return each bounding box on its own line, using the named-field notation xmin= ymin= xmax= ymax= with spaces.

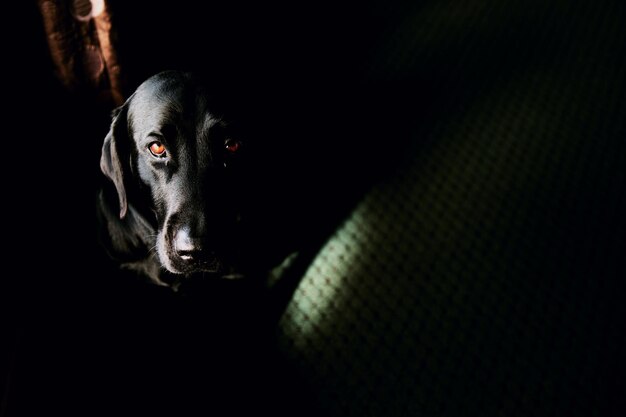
xmin=128 ymin=74 xmax=217 ymax=133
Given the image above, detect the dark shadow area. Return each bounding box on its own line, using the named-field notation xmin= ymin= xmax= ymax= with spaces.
xmin=272 ymin=2 xmax=626 ymax=416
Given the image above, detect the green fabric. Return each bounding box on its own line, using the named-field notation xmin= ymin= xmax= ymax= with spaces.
xmin=276 ymin=1 xmax=626 ymax=416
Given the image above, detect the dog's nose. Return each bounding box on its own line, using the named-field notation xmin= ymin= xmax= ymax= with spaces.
xmin=173 ymin=228 xmax=205 ymax=261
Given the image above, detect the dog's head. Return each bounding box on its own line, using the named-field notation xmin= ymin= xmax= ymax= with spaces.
xmin=100 ymin=71 xmax=248 ymax=283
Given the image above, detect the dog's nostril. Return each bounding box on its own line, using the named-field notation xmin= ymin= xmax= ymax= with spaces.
xmin=176 ymin=245 xmax=204 ymax=261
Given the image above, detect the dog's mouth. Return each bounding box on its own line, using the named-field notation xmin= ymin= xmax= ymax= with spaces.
xmin=157 ymin=237 xmax=243 ymax=279
xmin=179 ymin=255 xmax=221 ymax=273
xmin=165 ymin=252 xmax=227 ymax=275
xmin=162 ymin=254 xmax=246 ymax=280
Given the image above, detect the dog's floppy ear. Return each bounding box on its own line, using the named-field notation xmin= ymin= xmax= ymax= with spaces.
xmin=100 ymin=102 xmax=131 ymax=219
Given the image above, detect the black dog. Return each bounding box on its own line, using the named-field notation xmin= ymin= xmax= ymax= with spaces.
xmin=98 ymin=71 xmax=287 ymax=289
xmin=97 ymin=70 xmax=390 ymax=292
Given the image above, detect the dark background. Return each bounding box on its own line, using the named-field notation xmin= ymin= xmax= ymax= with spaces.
xmin=3 ymin=1 xmax=626 ymax=416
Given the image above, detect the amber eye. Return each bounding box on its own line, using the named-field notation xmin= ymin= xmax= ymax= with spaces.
xmin=148 ymin=141 xmax=167 ymax=158
xmin=225 ymin=138 xmax=241 ymax=154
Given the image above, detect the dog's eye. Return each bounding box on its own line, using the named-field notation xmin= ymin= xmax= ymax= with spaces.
xmin=148 ymin=141 xmax=167 ymax=158
xmin=225 ymin=139 xmax=241 ymax=154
